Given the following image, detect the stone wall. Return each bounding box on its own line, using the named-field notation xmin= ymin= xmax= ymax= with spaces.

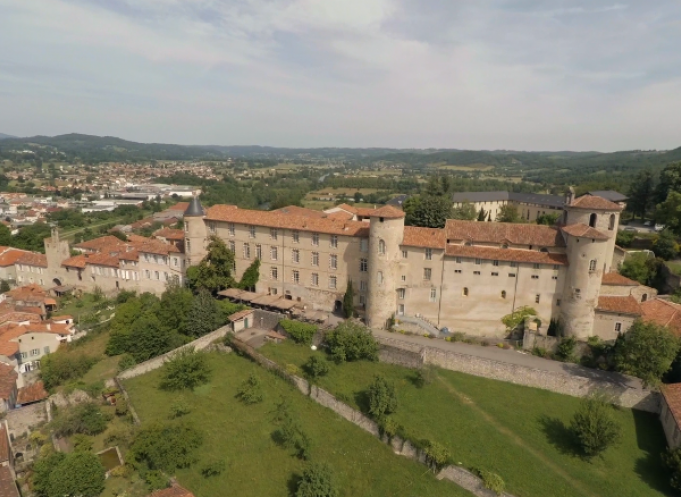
xmin=117 ymin=325 xmax=232 ymax=380
xmin=251 ymin=309 xmax=284 ymax=331
xmin=378 ymin=344 xmax=423 ymax=369
xmin=376 ymin=335 xmax=660 ymax=413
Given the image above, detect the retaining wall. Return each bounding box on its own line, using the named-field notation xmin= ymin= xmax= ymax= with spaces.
xmin=377 ymin=335 xmax=660 ymax=413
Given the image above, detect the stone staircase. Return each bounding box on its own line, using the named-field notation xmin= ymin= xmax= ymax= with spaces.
xmin=394 ymin=314 xmax=439 ymax=336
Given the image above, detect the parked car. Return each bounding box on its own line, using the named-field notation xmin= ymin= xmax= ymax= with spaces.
xmin=623 ymin=227 xmax=638 ymax=232
xmin=655 ymin=224 xmax=666 ymax=232
xmin=643 ymin=220 xmax=652 ymax=226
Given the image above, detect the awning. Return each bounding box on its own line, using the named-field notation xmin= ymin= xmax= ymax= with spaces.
xmin=270 ymin=299 xmax=298 ymax=311
xmin=236 ymin=291 xmax=263 ymax=302
xmin=218 ymin=288 xmax=244 ymax=299
xmin=251 ymin=294 xmax=282 ymax=306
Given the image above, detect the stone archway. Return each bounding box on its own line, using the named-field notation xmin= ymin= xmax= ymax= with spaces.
xmin=53 ymin=278 xmax=62 ymax=287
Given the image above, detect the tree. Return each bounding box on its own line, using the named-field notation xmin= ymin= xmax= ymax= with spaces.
xmin=654 ymin=229 xmax=678 ymax=260
xmin=128 ymin=313 xmax=181 ymax=362
xmin=477 ymin=207 xmax=487 ymax=222
xmin=325 ymin=321 xmax=379 ymax=363
xmin=186 ymin=235 xmax=236 ymax=293
xmin=236 ymin=372 xmax=264 ymax=404
xmin=536 ymin=213 xmax=560 ymax=225
xmin=160 ymin=348 xmax=212 ymax=391
xmin=47 ymin=452 xmax=106 ymax=497
xmin=303 ymin=355 xmax=329 ymax=379
xmin=404 ymin=195 xmax=453 ymax=228
xmin=353 ymin=191 xmax=362 ymax=203
xmin=451 ymin=201 xmax=477 ymax=221
xmin=655 ymin=162 xmax=681 ymax=205
xmin=185 ymin=290 xmax=222 ymax=337
xmin=656 ymin=191 xmax=681 ymax=235
xmin=342 ymin=280 xmax=354 ymax=318
xmin=0 ymin=279 xmax=9 ymax=293
xmin=238 ymin=258 xmax=260 ymax=290
xmin=613 ymin=319 xmax=680 ymax=386
xmin=368 ymin=375 xmax=398 ymax=418
xmin=570 ymin=392 xmax=622 ymax=457
xmin=157 ymin=279 xmax=194 ymax=333
xmin=51 ymin=402 xmax=110 ymax=437
xmin=32 ymin=452 xmax=66 ymax=497
xmin=129 ymin=422 xmax=203 ymax=472
xmin=275 ymin=412 xmax=311 ymax=460
xmin=619 ymin=253 xmax=657 ymax=285
xmin=662 ymin=446 xmax=681 ymax=492
xmin=41 ymin=350 xmax=96 ymax=389
xmin=0 ymin=224 xmax=11 ymax=246
xmin=627 ymin=169 xmax=655 ymax=218
xmin=296 ymin=463 xmax=339 ymax=497
xmin=497 ymin=205 xmax=522 ymax=223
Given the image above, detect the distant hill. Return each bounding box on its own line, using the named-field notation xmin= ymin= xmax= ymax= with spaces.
xmin=0 ymin=133 xmax=16 ymax=140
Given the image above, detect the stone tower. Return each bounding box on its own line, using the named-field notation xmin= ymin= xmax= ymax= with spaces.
xmin=365 ymin=206 xmax=405 ymax=329
xmin=44 ymin=226 xmax=71 ymax=286
xmin=559 ymin=195 xmax=623 ymax=338
xmin=183 ymin=196 xmax=208 ymax=267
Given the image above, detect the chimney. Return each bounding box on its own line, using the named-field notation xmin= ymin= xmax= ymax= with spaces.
xmin=565 ymin=187 xmax=575 ymax=206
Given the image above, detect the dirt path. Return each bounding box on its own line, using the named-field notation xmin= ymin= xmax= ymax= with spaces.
xmin=436 ymin=376 xmax=598 ymax=497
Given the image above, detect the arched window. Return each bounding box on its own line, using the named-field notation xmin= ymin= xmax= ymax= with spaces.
xmin=377 ymin=271 xmax=383 ymax=284
xmin=609 ymin=214 xmax=616 ymax=231
xmin=463 ymin=287 xmax=469 ymax=297
xmin=642 ymin=293 xmax=648 ymax=302
xmin=589 ymin=260 xmax=597 ymax=271
xmin=589 ymin=213 xmax=597 ymax=228
xmin=501 ymin=290 xmax=506 ymax=299
xmin=378 ymin=239 xmax=386 ymax=254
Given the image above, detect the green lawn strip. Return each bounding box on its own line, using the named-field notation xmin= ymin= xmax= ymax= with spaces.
xmin=260 ymin=341 xmax=673 ymax=497
xmin=124 ymin=352 xmax=469 ymax=497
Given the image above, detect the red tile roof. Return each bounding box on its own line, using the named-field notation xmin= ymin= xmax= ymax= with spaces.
xmin=445 ymin=220 xmax=565 ymax=247
xmin=84 ymin=252 xmax=121 ymax=268
xmin=0 ymin=312 xmax=42 ymax=325
xmin=75 ymin=235 xmax=127 ymax=252
xmin=149 ymin=483 xmax=195 ymax=497
xmin=0 ymin=248 xmax=32 ymax=267
xmin=596 ymin=296 xmax=642 ymax=315
xmin=663 ymin=383 xmax=681 ymax=436
xmin=0 ymin=362 xmax=17 ymax=400
xmin=136 ymin=239 xmax=180 ymax=255
xmin=569 ymin=194 xmax=623 ymax=211
xmin=61 ymin=254 xmax=87 ymax=269
xmin=561 ymin=223 xmax=609 ymax=240
xmin=641 ymin=299 xmax=681 ymax=336
xmin=402 ymin=226 xmax=446 ymax=249
xmin=0 ymin=465 xmax=19 ymax=497
xmin=153 ymin=228 xmax=185 ymax=241
xmin=274 ymin=205 xmax=327 ymax=218
xmin=6 ymin=284 xmax=47 ymax=300
xmin=325 ymin=210 xmax=354 ymax=221
xmin=17 ymin=381 xmax=49 ymax=405
xmin=445 ymin=244 xmax=568 ymax=265
xmin=370 ymin=205 xmax=406 ymax=219
xmin=601 ymin=272 xmax=639 ymax=286
xmin=15 ymin=252 xmax=47 ymax=268
xmin=0 ymin=426 xmax=8 ymax=463
xmin=228 ymin=309 xmax=254 ymax=322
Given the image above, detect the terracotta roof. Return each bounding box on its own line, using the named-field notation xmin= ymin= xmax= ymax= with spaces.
xmin=16 ymin=252 xmax=47 ymax=268
xmin=128 ymin=234 xmax=152 ymax=244
xmin=6 ymin=284 xmax=47 ymax=300
xmin=228 ymin=309 xmax=254 ymax=322
xmin=445 ymin=220 xmax=565 ymax=248
xmin=204 ymin=205 xmax=370 ymax=237
xmin=325 ymin=210 xmax=354 ymax=221
xmin=51 ymin=315 xmax=74 ymax=322
xmin=0 ymin=426 xmax=8 ymax=463
xmin=569 ymin=194 xmax=623 ymax=211
xmin=601 ymin=272 xmax=639 ymax=286
xmin=402 ymin=226 xmax=446 ymax=249
xmin=267 ymin=330 xmax=287 ymax=340
xmin=0 ymin=465 xmax=19 ymax=497
xmin=136 ymin=239 xmax=180 ymax=255
xmin=445 ymin=244 xmax=568 ymax=265
xmin=332 ymin=203 xmax=358 ymax=214
xmin=561 ymin=223 xmax=609 ymax=240
xmin=274 ymin=205 xmax=327 ymax=218
xmin=84 ymin=252 xmax=121 ymax=268
xmin=75 ymin=235 xmax=127 ymax=251
xmin=641 ymin=299 xmax=681 ymax=336
xmin=153 ymin=228 xmax=185 ymax=240
xmin=663 ymin=383 xmax=681 ymax=435
xmin=596 ymin=296 xmax=642 ymax=315
xmin=0 ymin=248 xmax=31 ymax=267
xmin=0 ymin=362 xmax=17 ymax=400
xmin=149 ymin=483 xmax=195 ymax=497
xmin=17 ymin=381 xmax=48 ymax=405
xmin=168 ymin=202 xmax=189 ymax=212
xmin=61 ymin=254 xmax=87 ymax=269
xmin=0 ymin=312 xmax=42 ymax=324
xmin=370 ymin=205 xmax=405 ymax=219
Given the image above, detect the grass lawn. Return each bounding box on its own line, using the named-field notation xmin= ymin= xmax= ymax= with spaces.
xmin=124 ymin=352 xmax=470 ymax=497
xmin=666 ymin=261 xmax=681 ymax=277
xmin=261 ymin=341 xmax=674 ymax=497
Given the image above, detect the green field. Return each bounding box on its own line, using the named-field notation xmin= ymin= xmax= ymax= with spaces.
xmin=261 ymin=341 xmax=673 ymax=497
xmin=124 ymin=352 xmax=469 ymax=497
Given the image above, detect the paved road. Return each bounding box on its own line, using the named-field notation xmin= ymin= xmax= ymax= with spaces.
xmin=372 ymin=329 xmax=645 ymax=390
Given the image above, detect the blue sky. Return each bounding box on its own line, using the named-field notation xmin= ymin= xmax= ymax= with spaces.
xmin=1 ymin=0 xmax=680 ymax=151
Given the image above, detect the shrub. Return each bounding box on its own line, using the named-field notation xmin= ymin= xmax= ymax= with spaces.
xmin=143 ymin=470 xmax=169 ymax=492
xmin=129 ymin=422 xmax=203 ymax=472
xmin=414 ymin=365 xmax=436 ymax=388
xmin=296 ymin=463 xmax=339 ymax=497
xmin=104 ymin=426 xmax=135 ymax=448
xmin=663 ymin=446 xmax=681 ymax=491
xmin=368 ymin=375 xmax=398 ymax=418
xmin=51 ymin=403 xmax=111 ymax=437
xmin=423 ymin=440 xmax=450 ymax=470
xmin=160 ymin=348 xmax=212 ymax=391
xmin=115 ymin=396 xmax=129 ymax=416
xmin=82 ymin=380 xmax=104 ymax=398
xmin=169 ymin=399 xmax=191 ymax=419
xmin=379 ymin=416 xmax=399 ymax=438
xmin=236 ymin=373 xmax=264 ymax=405
xmin=303 ymin=355 xmax=330 ymax=379
xmin=201 ymin=459 xmax=226 ymax=478
xmin=556 ymin=336 xmax=577 ymax=362
xmin=570 ymin=392 xmax=622 ymax=457
xmin=280 ymin=319 xmax=318 ymax=345
xmin=47 ymin=452 xmax=106 ymax=497
xmin=71 ymin=434 xmax=93 ymax=452
xmin=479 ymin=470 xmax=506 ymax=495
xmin=118 ymin=354 xmax=136 ymax=372
xmin=41 ymin=351 xmax=97 ymax=390
xmin=326 ymin=321 xmax=378 ymax=363
xmin=275 ymin=413 xmax=311 ymax=460
xmin=531 ymin=346 xmax=548 ymax=358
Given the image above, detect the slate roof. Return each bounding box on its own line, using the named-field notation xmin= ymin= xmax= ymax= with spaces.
xmin=451 ymin=191 xmax=565 ymax=208
xmin=596 ymin=296 xmax=642 ymax=315
xmin=588 ymin=190 xmax=628 ymax=203
xmin=184 ymin=196 xmax=205 ymax=217
xmin=445 ymin=245 xmax=568 ymax=266
xmin=445 ymin=220 xmax=565 ymax=247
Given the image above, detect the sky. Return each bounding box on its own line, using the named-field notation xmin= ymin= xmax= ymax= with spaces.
xmin=1 ymin=0 xmax=680 ymax=151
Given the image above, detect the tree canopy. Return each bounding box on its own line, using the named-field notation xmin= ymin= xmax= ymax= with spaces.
xmin=404 ymin=195 xmax=453 ymax=228
xmin=186 ymin=235 xmax=236 ymax=293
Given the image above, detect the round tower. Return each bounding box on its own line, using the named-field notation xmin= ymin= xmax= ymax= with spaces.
xmin=184 ymin=196 xmax=208 ymax=267
xmin=365 ymin=206 xmax=405 ymax=329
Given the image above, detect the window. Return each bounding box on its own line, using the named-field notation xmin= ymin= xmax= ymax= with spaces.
xmin=455 ymin=257 xmax=462 ymax=263
xmin=575 ymin=288 xmax=581 ymax=298
xmin=473 ymin=271 xmax=481 ymax=275
xmin=360 ymin=281 xmax=368 ymax=291
xmin=535 ymin=294 xmax=540 ymax=303
xmin=174 ymin=258 xmax=179 ymax=267
xmin=330 ymin=235 xmax=338 ymax=248
xmin=145 ymin=269 xmax=150 ymax=278
xmin=256 ymin=244 xmax=262 ymax=259
xmin=311 ymin=273 xmax=319 ymax=286
xmin=425 ymin=248 xmax=432 ymax=260
xmin=475 ymin=258 xmax=481 ymax=265
xmin=292 ymin=249 xmax=300 ymax=263
xmin=271 ymin=246 xmax=278 ymax=261
xmin=244 ymin=243 xmax=251 ymax=259
xmin=614 ymin=322 xmax=622 ymax=332
xmin=184 ymin=221 xmax=188 ymax=231
xmin=402 ymin=250 xmax=408 ymax=259
xmin=556 ymin=299 xmax=561 ymax=306
xmin=531 ymin=275 xmax=539 ymax=279
xmin=312 ymin=252 xmax=319 ymax=266
xmin=398 ymin=304 xmax=405 ymax=315
xmin=229 ymin=241 xmax=235 ymax=252
xmin=510 ymin=262 xmax=518 ymax=268
xmin=378 ymin=271 xmax=384 ymax=284
xmin=360 ymin=258 xmax=368 ymax=272
xmin=31 ymin=348 xmax=40 ymax=356
xmin=359 ymin=294 xmax=366 ymax=306
xmin=293 ymin=230 xmax=300 ymax=243
xmin=589 ymin=259 xmax=597 ymax=271
xmin=271 ymin=267 xmax=278 ymax=280
xmin=270 ymin=228 xmax=278 ymax=240
xmin=552 ymin=275 xmax=558 ymax=280
xmin=463 ymin=287 xmax=469 ymax=297
xmin=491 ymin=272 xmax=499 ymax=276
xmin=454 ymin=269 xmax=462 ymax=274
xmin=401 ymin=275 xmax=406 ymax=281
xmin=493 ymin=260 xmax=499 ymax=266
xmin=43 ymin=346 xmax=50 ymax=354
xmin=312 ymin=233 xmax=319 ymax=246
xmin=430 ymin=287 xmax=437 ymax=302
xmin=379 ymin=239 xmax=386 ymax=254
xmin=292 ymin=270 xmax=300 ymax=284
xmin=398 ymin=288 xmax=406 ymax=299
xmin=329 ymin=276 xmax=337 ymax=289
xmin=360 ymin=239 xmax=368 ymax=252
xmin=609 ymin=214 xmax=616 ymax=231
xmin=508 ymin=273 xmax=516 ymax=278
xmin=20 ymin=352 xmax=27 ymax=359
xmin=330 ymin=254 xmax=338 ymax=270
xmin=155 ymin=271 xmax=160 ymax=280
xmin=228 ymin=223 xmax=235 ymax=236
xmin=642 ymin=293 xmax=648 ymax=302
xmin=589 ymin=213 xmax=597 ymax=228
xmin=501 ymin=290 xmax=506 ymax=299
xmin=424 ymin=268 xmax=432 ymax=280
xmin=249 ymin=225 xmax=256 ymax=238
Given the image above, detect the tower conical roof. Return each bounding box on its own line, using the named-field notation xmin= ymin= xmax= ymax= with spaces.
xmin=184 ymin=196 xmax=205 ymax=217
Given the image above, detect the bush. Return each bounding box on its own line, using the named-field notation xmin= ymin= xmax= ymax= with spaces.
xmin=556 ymin=336 xmax=577 ymax=362
xmin=303 ymin=355 xmax=329 ymax=379
xmin=570 ymin=392 xmax=622 ymax=457
xmin=275 ymin=412 xmax=311 ymax=460
xmin=160 ymin=348 xmax=212 ymax=391
xmin=325 ymin=321 xmax=378 ymax=363
xmin=296 ymin=463 xmax=339 ymax=497
xmin=169 ymin=399 xmax=191 ymax=419
xmin=531 ymin=346 xmax=549 ymax=358
xmin=115 ymin=396 xmax=129 ymax=416
xmin=663 ymin=446 xmax=681 ymax=491
xmin=280 ymin=319 xmax=318 ymax=345
xmin=479 ymin=470 xmax=506 ymax=495
xmin=118 ymin=354 xmax=136 ymax=372
xmin=71 ymin=434 xmax=93 ymax=452
xmin=201 ymin=459 xmax=226 ymax=478
xmin=379 ymin=416 xmax=399 ymax=438
xmin=236 ymin=373 xmax=264 ymax=405
xmin=423 ymin=440 xmax=450 ymax=470
xmin=143 ymin=470 xmax=169 ymax=492
xmin=129 ymin=422 xmax=203 ymax=472
xmin=41 ymin=351 xmax=97 ymax=389
xmin=104 ymin=426 xmax=135 ymax=448
xmin=51 ymin=403 xmax=111 ymax=437
xmin=368 ymin=375 xmax=398 ymax=418
xmin=414 ymin=365 xmax=436 ymax=388
xmin=48 ymin=452 xmax=106 ymax=497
